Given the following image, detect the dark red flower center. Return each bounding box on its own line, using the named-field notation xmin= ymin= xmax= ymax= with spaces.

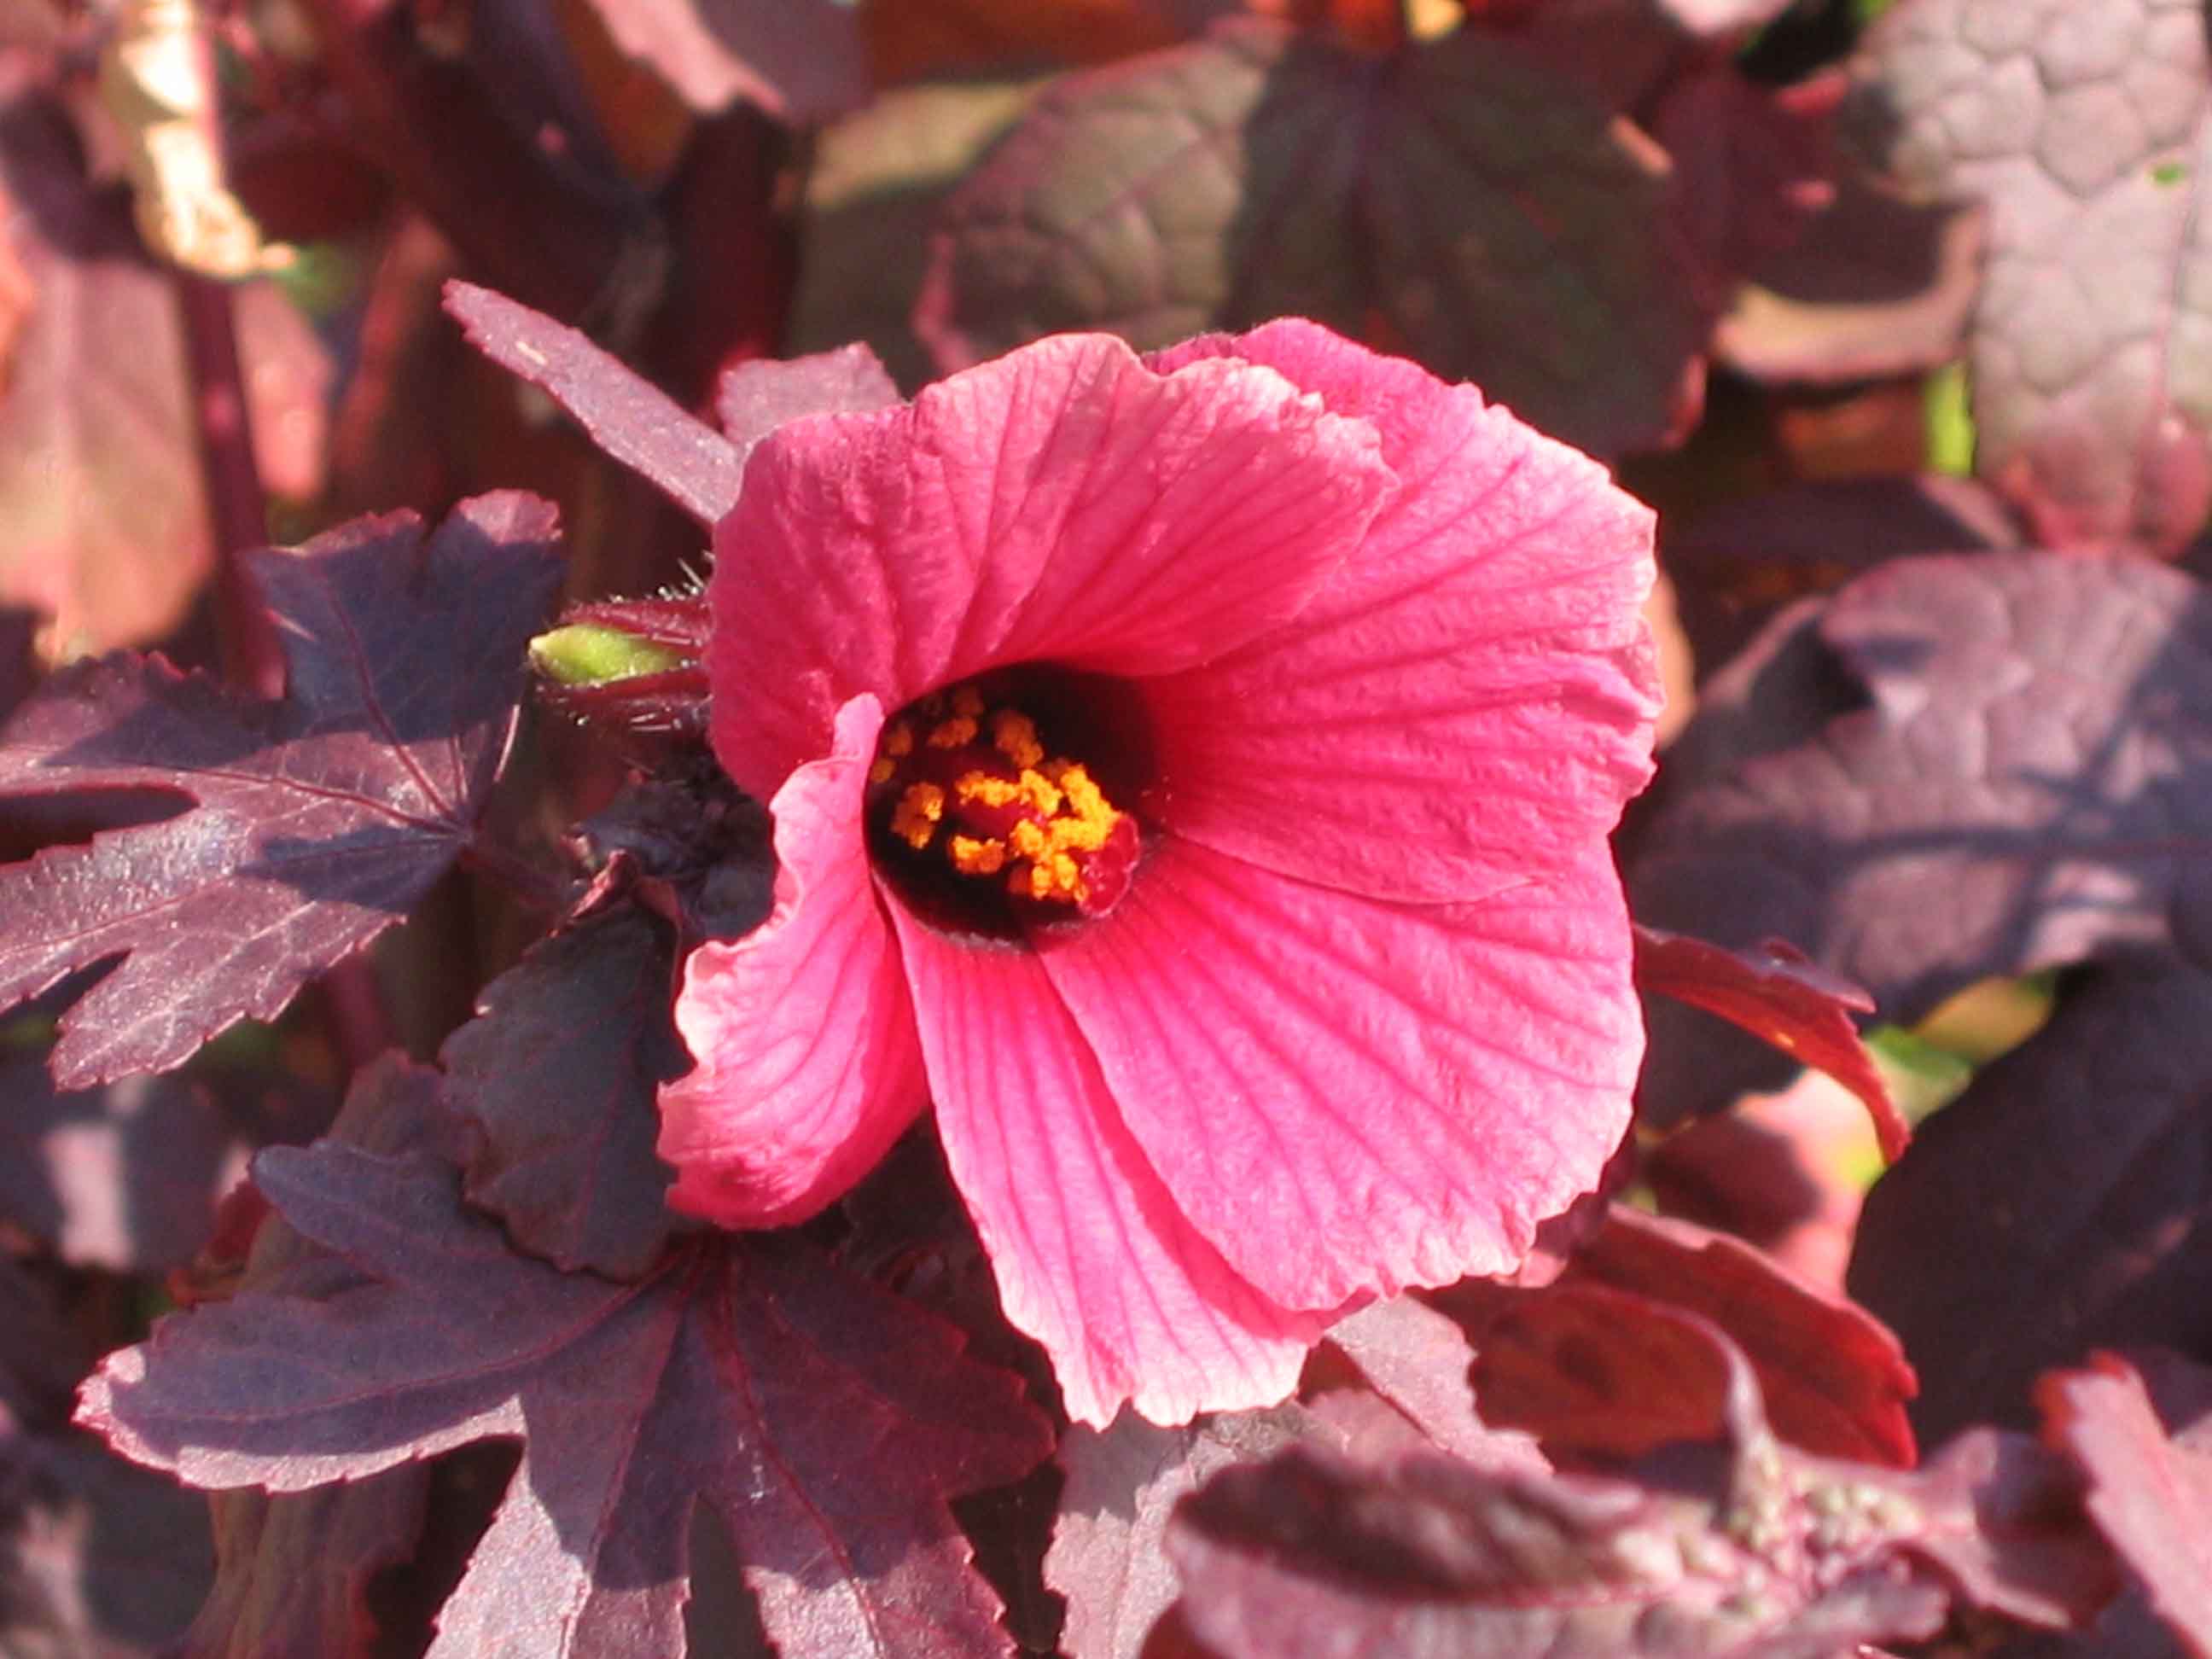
xmin=864 ymin=668 xmax=1148 ymax=940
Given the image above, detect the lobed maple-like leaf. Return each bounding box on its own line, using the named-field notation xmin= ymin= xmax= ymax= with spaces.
xmin=1850 ymin=963 xmax=2212 ymax=1443
xmin=440 ymin=902 xmax=689 ymax=1280
xmin=1632 ymin=550 xmax=2212 ymax=1123
xmin=915 ymin=16 xmax=1825 ymax=457
xmin=0 ymin=493 xmax=561 ymax=1086
xmin=1167 ymin=1307 xmax=2109 ymax=1657
xmin=1851 ymin=0 xmax=2212 ymax=552
xmin=2040 ymin=1349 xmax=2212 ymax=1659
xmin=445 ymin=283 xmax=744 ymax=524
xmin=79 ymin=1130 xmax=1054 ymax=1657
xmin=447 ymin=282 xmax=906 ymax=531
xmin=714 ymin=339 xmax=901 ymax=441
xmin=1633 ymin=923 xmax=1908 ymax=1160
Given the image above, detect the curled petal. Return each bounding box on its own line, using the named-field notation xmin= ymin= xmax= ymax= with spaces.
xmin=661 ymin=696 xmax=925 ymax=1228
xmin=1039 ymin=835 xmax=1639 ymax=1313
xmin=888 ymin=905 xmax=1321 ymax=1427
xmin=708 ymin=333 xmax=1394 ymax=798
xmin=1147 ymin=321 xmax=1659 ymax=904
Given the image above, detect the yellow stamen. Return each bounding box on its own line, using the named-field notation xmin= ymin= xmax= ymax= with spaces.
xmin=874 ymin=685 xmax=1131 ymax=910
xmin=948 ymin=835 xmax=1006 ymax=875
xmin=891 ymin=783 xmax=945 ymax=850
xmin=992 ymin=710 xmax=1045 ymax=770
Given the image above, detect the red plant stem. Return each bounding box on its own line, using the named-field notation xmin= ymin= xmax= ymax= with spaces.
xmin=177 ymin=270 xmax=396 ymax=1072
xmin=175 ymin=274 xmax=286 ymax=700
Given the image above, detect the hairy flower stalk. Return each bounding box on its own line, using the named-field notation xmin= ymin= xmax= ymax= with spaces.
xmin=661 ymin=322 xmax=1662 ymax=1424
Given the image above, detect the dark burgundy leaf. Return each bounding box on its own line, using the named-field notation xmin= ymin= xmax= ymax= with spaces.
xmin=1451 ymin=1205 xmax=1918 ymax=1466
xmin=1848 ymin=964 xmax=2212 ymax=1443
xmin=0 ymin=1430 xmax=214 ymax=1655
xmin=1641 ymin=1069 xmax=1883 ymax=1295
xmin=1714 ymin=178 xmax=1984 ymax=386
xmin=1318 ymin=1297 xmax=1540 ymax=1469
xmin=0 ymin=493 xmax=561 ymax=1086
xmin=713 ymin=342 xmax=901 ymax=450
xmin=1046 ymin=1408 xmax=1311 ymax=1659
xmin=1168 ymin=1315 xmax=2103 ymax=1658
xmin=917 ymin=17 xmax=1824 ymax=457
xmin=1471 ymin=1281 xmax=1741 ymax=1458
xmin=1660 ymin=474 xmax=2023 ymax=685
xmin=0 ymin=1001 xmax=336 ymax=1273
xmin=579 ymin=0 xmax=866 ymax=120
xmin=440 ymin=902 xmax=687 ymax=1279
xmin=0 ymin=607 xmax=34 ymax=725
xmin=178 ymin=1470 xmax=433 ymax=1659
xmin=1478 ymin=0 xmax=1800 ymax=111
xmin=0 ymin=1055 xmax=244 ymax=1273
xmin=1850 ymin=0 xmax=2212 ymax=552
xmin=1649 ymin=65 xmax=1839 ymax=282
xmin=1632 ymin=550 xmax=2212 ymax=1124
xmin=445 ymin=282 xmax=743 ymax=524
xmin=1633 ymin=923 xmax=1907 ymax=1160
xmin=0 ymin=1256 xmax=85 ymax=1429
xmin=787 ymin=80 xmax=1041 ymax=393
xmin=156 ymin=1060 xmax=469 ymax=1656
xmin=573 ymin=765 xmax=773 ymax=945
xmin=2040 ymin=1350 xmax=2212 ymax=1658
xmin=0 ymin=82 xmax=331 ymax=650
xmin=80 ymin=1138 xmax=1052 ymax=1657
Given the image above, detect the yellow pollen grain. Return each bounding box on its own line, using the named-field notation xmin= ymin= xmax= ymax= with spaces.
xmin=955 ymin=771 xmax=1022 ymax=808
xmin=868 ymin=758 xmax=895 ymax=784
xmin=1009 ymin=819 xmax=1049 ymax=859
xmin=891 ymin=782 xmax=945 ymax=850
xmin=927 ymin=715 xmax=978 ymax=748
xmin=1019 ymin=768 xmax=1062 ymax=816
xmin=948 ymin=835 xmax=1006 ymax=875
xmin=992 ymin=711 xmax=1045 ymax=770
xmin=883 ymin=723 xmax=915 ymax=759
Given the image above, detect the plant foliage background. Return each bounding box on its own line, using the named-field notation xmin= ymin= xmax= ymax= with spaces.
xmin=3 ymin=0 xmax=2211 ymax=1655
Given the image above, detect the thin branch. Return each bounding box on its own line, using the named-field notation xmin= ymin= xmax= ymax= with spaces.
xmin=175 ymin=273 xmax=285 ymax=699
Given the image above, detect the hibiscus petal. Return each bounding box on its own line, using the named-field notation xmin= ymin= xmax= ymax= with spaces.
xmin=1144 ymin=321 xmax=1660 ymax=904
xmin=887 ymin=905 xmax=1320 ymax=1427
xmin=708 ymin=333 xmax=1394 ymax=799
xmin=1039 ymin=835 xmax=1639 ymax=1313
xmin=660 ymin=696 xmax=925 ymax=1228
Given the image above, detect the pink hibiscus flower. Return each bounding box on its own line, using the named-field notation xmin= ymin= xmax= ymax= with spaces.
xmin=661 ymin=321 xmax=1660 ymax=1426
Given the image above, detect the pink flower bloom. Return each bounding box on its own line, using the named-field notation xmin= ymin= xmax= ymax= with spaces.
xmin=661 ymin=322 xmax=1660 ymax=1426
